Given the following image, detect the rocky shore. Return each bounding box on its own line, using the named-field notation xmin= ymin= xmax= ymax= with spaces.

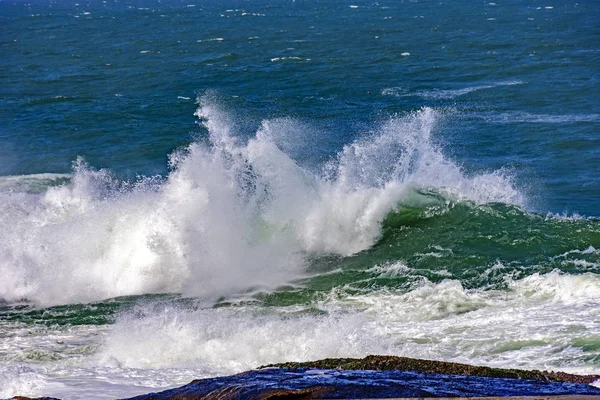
xmin=265 ymin=355 xmax=600 ymax=384
xmin=10 ymin=356 xmax=600 ymax=400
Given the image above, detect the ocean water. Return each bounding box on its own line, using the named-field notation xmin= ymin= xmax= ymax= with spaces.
xmin=1 ymin=0 xmax=599 ymax=398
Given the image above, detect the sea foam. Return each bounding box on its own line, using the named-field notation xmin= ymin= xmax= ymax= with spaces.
xmin=97 ymin=271 xmax=600 ymax=377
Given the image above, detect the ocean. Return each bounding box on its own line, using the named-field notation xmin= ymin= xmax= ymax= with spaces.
xmin=1 ymin=0 xmax=599 ymax=398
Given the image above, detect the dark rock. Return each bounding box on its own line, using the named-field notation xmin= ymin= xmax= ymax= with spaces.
xmin=122 ymin=356 xmax=600 ymax=400
xmin=263 ymin=355 xmax=600 ymax=384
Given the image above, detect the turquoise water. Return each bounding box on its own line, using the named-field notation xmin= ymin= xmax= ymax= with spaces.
xmin=1 ymin=0 xmax=599 ymax=398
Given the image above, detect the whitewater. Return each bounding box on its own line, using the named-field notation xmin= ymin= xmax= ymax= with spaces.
xmin=1 ymin=99 xmax=599 ymax=398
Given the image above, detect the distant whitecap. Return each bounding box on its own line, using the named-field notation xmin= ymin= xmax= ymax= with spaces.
xmin=197 ymin=38 xmax=224 ymax=42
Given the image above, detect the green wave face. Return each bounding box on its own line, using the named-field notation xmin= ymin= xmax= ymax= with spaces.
xmin=0 ymin=293 xmax=200 ymax=326
xmin=2 ymin=193 xmax=598 ymax=321
xmin=258 ymin=192 xmax=600 ymax=307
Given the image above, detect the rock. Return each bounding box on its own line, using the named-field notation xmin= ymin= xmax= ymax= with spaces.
xmin=263 ymin=355 xmax=600 ymax=384
xmin=123 ymin=355 xmax=600 ymax=400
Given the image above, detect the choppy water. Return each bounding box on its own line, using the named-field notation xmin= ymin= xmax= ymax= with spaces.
xmin=1 ymin=0 xmax=599 ymax=398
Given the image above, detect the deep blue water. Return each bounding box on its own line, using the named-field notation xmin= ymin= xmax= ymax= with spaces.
xmin=2 ymin=0 xmax=599 ymax=214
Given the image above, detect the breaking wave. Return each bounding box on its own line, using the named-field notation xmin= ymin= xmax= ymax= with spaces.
xmin=0 ymin=97 xmax=522 ymax=306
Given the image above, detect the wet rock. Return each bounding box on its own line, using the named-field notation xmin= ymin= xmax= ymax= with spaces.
xmin=123 ymin=356 xmax=600 ymax=400
xmin=264 ymin=355 xmax=600 ymax=384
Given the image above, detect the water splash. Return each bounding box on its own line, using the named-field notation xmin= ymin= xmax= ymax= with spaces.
xmin=0 ymin=99 xmax=523 ymax=306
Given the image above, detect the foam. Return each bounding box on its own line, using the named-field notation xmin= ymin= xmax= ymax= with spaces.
xmin=382 ymin=81 xmax=524 ymax=100
xmin=3 ymin=272 xmax=599 ymax=398
xmin=552 ymin=246 xmax=600 ymax=270
xmin=0 ymin=366 xmax=50 ymax=398
xmin=509 ymin=271 xmax=600 ymax=304
xmin=334 ymin=271 xmax=600 ymax=373
xmin=0 ymin=173 xmax=71 ymax=193
xmin=366 ymin=261 xmax=412 ymax=278
xmin=483 ymin=112 xmax=600 ymax=124
xmin=95 ymin=271 xmax=600 ymax=377
xmin=415 ymin=81 xmax=524 ymax=99
xmin=98 ymin=304 xmax=387 ymax=374
xmin=197 ymin=38 xmax=224 ymax=43
xmin=270 ymin=56 xmax=303 ymax=62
